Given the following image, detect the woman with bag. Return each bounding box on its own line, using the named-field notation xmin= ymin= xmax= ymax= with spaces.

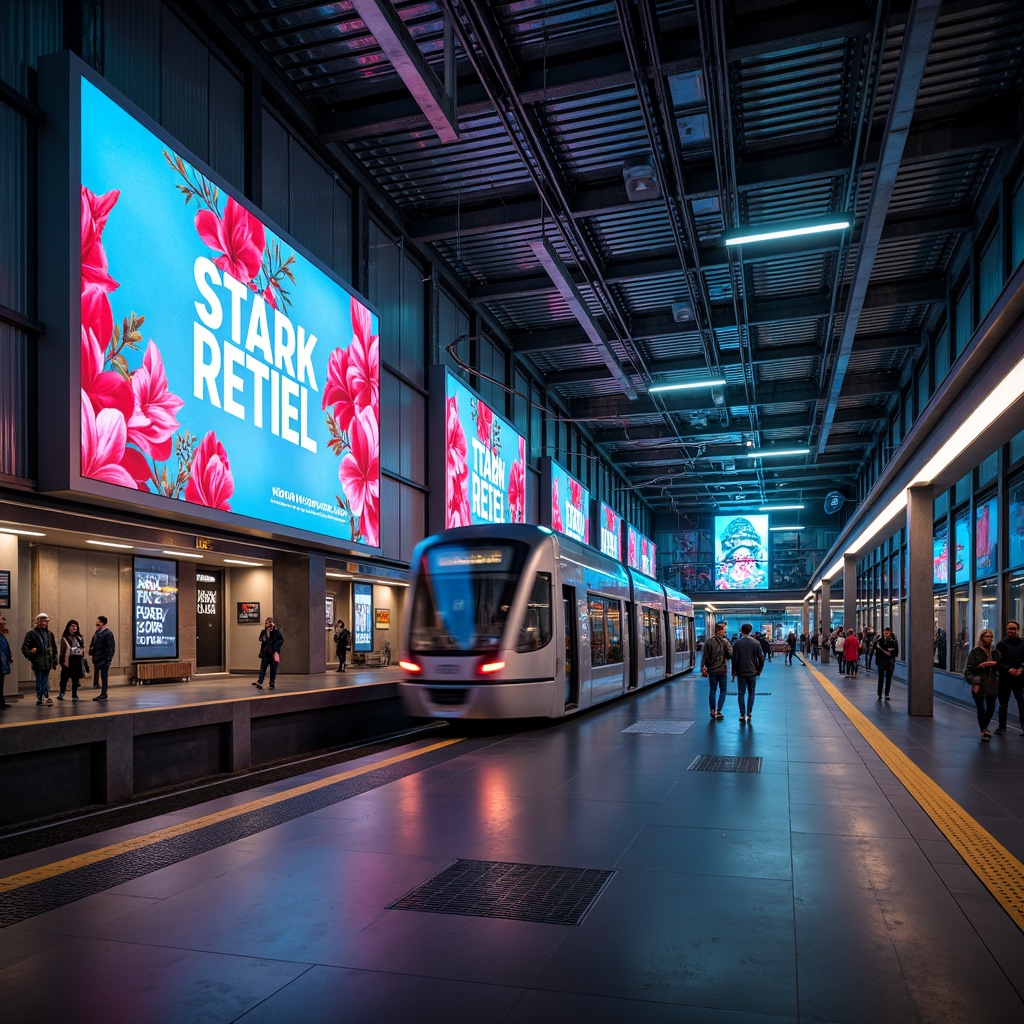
xmin=0 ymin=614 xmax=13 ymax=709
xmin=964 ymin=629 xmax=1001 ymax=740
xmin=253 ymin=617 xmax=284 ymax=689
xmin=57 ymin=619 xmax=87 ymax=701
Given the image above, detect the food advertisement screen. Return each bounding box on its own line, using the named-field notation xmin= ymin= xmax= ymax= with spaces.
xmin=548 ymin=461 xmax=590 ymax=543
xmin=626 ymin=525 xmax=656 ymax=577
xmin=444 ymin=372 xmax=526 ymax=528
xmin=79 ymin=77 xmax=380 ymax=547
xmin=714 ymin=515 xmax=769 ymax=590
xmin=598 ymin=502 xmax=622 ymax=560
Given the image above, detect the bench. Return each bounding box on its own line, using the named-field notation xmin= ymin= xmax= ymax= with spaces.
xmin=130 ymin=660 xmax=194 ymax=685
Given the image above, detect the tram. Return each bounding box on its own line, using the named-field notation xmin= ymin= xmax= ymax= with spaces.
xmin=398 ymin=524 xmax=695 ymax=719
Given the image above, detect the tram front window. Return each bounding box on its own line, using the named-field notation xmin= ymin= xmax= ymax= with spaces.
xmin=410 ymin=542 xmax=528 ymax=653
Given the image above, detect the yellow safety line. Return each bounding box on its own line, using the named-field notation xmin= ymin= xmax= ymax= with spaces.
xmin=809 ymin=665 xmax=1024 ymax=932
xmin=0 ymin=737 xmax=462 ymax=894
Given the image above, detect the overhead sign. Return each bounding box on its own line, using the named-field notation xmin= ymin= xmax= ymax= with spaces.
xmin=542 ymin=459 xmax=590 ymax=544
xmin=714 ymin=514 xmax=768 ymax=590
xmin=626 ymin=524 xmax=657 ymax=577
xmin=597 ymin=502 xmax=622 ymax=561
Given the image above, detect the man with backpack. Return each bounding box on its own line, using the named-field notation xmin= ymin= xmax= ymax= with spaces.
xmin=333 ymin=619 xmax=352 ymax=672
xmin=700 ymin=622 xmax=732 ymax=720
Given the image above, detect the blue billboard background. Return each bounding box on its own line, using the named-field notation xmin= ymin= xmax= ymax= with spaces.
xmin=549 ymin=461 xmax=590 ymax=543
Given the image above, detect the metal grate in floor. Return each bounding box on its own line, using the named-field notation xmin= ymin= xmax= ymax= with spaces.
xmin=622 ymin=719 xmax=695 ymax=734
xmin=387 ymin=859 xmax=614 ymax=925
xmin=688 ymin=755 xmax=763 ymax=773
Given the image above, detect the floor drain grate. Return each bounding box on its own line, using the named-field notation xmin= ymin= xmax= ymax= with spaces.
xmin=623 ymin=719 xmax=695 ymax=734
xmin=688 ymin=755 xmax=762 ymax=773
xmin=388 ymin=859 xmax=614 ymax=925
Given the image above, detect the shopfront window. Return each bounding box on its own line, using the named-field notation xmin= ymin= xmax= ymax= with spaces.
xmin=1009 ymin=473 xmax=1024 ymax=568
xmin=1008 ymin=572 xmax=1024 ymax=632
xmin=934 ymin=593 xmax=948 ymax=669
xmin=952 ymin=587 xmax=970 ymax=673
xmin=975 ymin=580 xmax=998 ymax=644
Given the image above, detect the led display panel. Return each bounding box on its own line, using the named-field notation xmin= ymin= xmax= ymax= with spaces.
xmin=933 ymin=525 xmax=948 ymax=585
xmin=954 ymin=510 xmax=970 ymax=584
xmin=133 ymin=556 xmax=178 ymax=660
xmin=598 ymin=502 xmax=622 ymax=560
xmin=975 ymin=498 xmax=997 ymax=578
xmin=353 ymin=583 xmax=373 ymax=652
xmin=714 ymin=515 xmax=769 ymax=590
xmin=40 ymin=56 xmax=381 ymax=549
xmin=542 ymin=459 xmax=590 ymax=544
xmin=626 ymin=524 xmax=657 ymax=577
xmin=442 ymin=371 xmax=526 ymax=529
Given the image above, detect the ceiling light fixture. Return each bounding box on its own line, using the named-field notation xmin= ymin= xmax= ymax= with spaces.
xmin=86 ymin=540 xmax=133 ymax=549
xmin=163 ymin=550 xmax=204 ymax=558
xmin=0 ymin=526 xmax=46 ymax=536
xmin=649 ymin=378 xmax=726 ymax=394
xmin=744 ymin=448 xmax=810 ymax=458
xmin=223 ymin=559 xmax=264 ymax=566
xmin=723 ymin=218 xmax=851 ymax=247
xmin=759 ymin=504 xmax=805 ymax=511
xmin=769 ymin=526 xmax=805 ymax=531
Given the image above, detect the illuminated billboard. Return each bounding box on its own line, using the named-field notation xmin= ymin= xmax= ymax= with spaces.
xmin=542 ymin=459 xmax=590 ymax=544
xmin=598 ymin=502 xmax=622 ymax=560
xmin=714 ymin=515 xmax=768 ymax=590
xmin=39 ymin=56 xmax=380 ymax=549
xmin=434 ymin=368 xmax=526 ymax=530
xmin=626 ymin=524 xmax=656 ymax=577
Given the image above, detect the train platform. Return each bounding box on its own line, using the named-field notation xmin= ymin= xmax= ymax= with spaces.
xmin=0 ymin=658 xmax=1022 ymax=1023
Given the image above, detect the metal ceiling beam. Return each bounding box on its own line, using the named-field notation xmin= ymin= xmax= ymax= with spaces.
xmin=349 ymin=0 xmax=460 ymax=143
xmin=814 ymin=0 xmax=942 ymax=454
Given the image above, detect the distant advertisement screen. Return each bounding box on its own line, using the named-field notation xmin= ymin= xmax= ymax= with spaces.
xmin=976 ymin=498 xmax=997 ymax=578
xmin=444 ymin=372 xmax=526 ymax=528
xmin=626 ymin=525 xmax=656 ymax=577
xmin=599 ymin=502 xmax=622 ymax=560
xmin=78 ymin=76 xmax=380 ymax=546
xmin=133 ymin=556 xmax=178 ymax=660
xmin=353 ymin=583 xmax=373 ymax=651
xmin=954 ymin=511 xmax=970 ymax=584
xmin=933 ymin=526 xmax=948 ymax=585
xmin=549 ymin=462 xmax=590 ymax=543
xmin=714 ymin=515 xmax=769 ymax=590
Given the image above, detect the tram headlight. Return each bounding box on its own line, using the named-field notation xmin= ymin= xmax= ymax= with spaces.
xmin=398 ymin=658 xmax=422 ymax=674
xmin=477 ymin=659 xmax=506 ymax=676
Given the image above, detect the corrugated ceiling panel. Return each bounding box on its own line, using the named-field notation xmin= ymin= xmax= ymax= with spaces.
xmin=748 ymin=252 xmax=832 ymax=301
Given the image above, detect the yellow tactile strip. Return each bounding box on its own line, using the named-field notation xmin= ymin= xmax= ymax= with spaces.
xmin=810 ymin=666 xmax=1024 ymax=932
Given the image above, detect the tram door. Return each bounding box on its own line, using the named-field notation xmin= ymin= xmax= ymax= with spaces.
xmin=195 ymin=568 xmax=224 ymax=672
xmin=562 ymin=586 xmax=579 ymax=708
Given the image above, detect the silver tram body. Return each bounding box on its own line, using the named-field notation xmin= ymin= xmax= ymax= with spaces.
xmin=398 ymin=524 xmax=695 ymax=719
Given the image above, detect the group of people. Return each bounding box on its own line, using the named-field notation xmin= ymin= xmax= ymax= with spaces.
xmin=964 ymin=620 xmax=1024 ymax=741
xmin=700 ymin=621 xmax=766 ymax=723
xmin=0 ymin=612 xmax=116 ymax=707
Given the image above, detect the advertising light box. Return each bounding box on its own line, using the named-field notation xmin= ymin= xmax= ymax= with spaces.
xmin=133 ymin=556 xmax=178 ymax=661
xmin=626 ymin=524 xmax=657 ymax=577
xmin=598 ymin=502 xmax=622 ymax=560
xmin=431 ymin=368 xmax=526 ymax=531
xmin=38 ymin=55 xmax=381 ymax=549
xmin=353 ymin=583 xmax=373 ymax=652
xmin=714 ymin=515 xmax=769 ymax=590
xmin=541 ymin=459 xmax=590 ymax=544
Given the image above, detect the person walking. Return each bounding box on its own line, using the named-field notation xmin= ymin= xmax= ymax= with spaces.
xmin=0 ymin=614 xmax=13 ymax=709
xmin=785 ymin=631 xmax=798 ymax=666
xmin=834 ymin=629 xmax=847 ymax=675
xmin=57 ymin=619 xmax=86 ymax=701
xmin=701 ymin=621 xmax=732 ymax=720
xmin=88 ymin=614 xmax=116 ymax=702
xmin=22 ymin=612 xmax=57 ymax=706
xmin=862 ymin=627 xmax=876 ymax=671
xmin=843 ymin=629 xmax=861 ymax=679
xmin=873 ymin=626 xmax=899 ymax=701
xmin=965 ymin=629 xmax=1000 ymax=741
xmin=732 ymin=623 xmax=765 ymax=724
xmin=333 ymin=619 xmax=351 ymax=672
xmin=994 ymin=620 xmax=1024 ymax=736
xmin=254 ymin=617 xmax=284 ymax=689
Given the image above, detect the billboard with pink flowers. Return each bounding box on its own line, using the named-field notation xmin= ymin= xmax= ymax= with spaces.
xmin=626 ymin=524 xmax=657 ymax=578
xmin=40 ymin=58 xmax=380 ymax=549
xmin=436 ymin=369 xmax=526 ymax=530
xmin=541 ymin=459 xmax=590 ymax=544
xmin=597 ymin=502 xmax=623 ymax=561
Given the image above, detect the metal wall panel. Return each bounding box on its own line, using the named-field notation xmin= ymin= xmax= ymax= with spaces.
xmin=0 ymin=105 xmax=28 ymax=314
xmin=103 ymin=0 xmax=161 ymax=121
xmin=207 ymin=57 xmax=244 ymax=193
xmin=160 ymin=9 xmax=208 ymax=162
xmin=0 ymin=324 xmax=31 ymax=478
xmin=260 ymin=109 xmax=290 ymax=231
xmin=332 ymin=180 xmax=353 ymax=284
xmin=399 ymin=249 xmax=424 ymax=384
xmin=288 ymin=137 xmax=334 ymax=269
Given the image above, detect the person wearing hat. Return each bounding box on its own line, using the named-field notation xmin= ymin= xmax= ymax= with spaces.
xmin=22 ymin=613 xmax=58 ymax=706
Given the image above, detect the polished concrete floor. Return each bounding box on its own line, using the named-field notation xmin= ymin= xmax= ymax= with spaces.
xmin=0 ymin=658 xmax=1021 ymax=1023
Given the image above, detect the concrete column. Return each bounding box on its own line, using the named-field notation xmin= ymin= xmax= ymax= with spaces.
xmin=907 ymin=485 xmax=935 ymax=716
xmin=802 ymin=601 xmax=810 ymax=644
xmin=844 ymin=554 xmax=858 ymax=632
xmin=821 ymin=578 xmax=831 ymax=662
xmin=273 ymin=553 xmax=327 ymax=674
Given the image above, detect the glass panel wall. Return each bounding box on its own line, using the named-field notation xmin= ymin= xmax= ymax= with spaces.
xmin=934 ymin=593 xmax=948 ymax=668
xmin=975 ymin=580 xmax=998 ymax=644
xmin=1008 ymin=572 xmax=1024 ymax=630
xmin=953 ymin=587 xmax=970 ymax=673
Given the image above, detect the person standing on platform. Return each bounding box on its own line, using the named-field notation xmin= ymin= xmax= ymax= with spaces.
xmin=701 ymin=621 xmax=732 ymax=720
xmin=254 ymin=617 xmax=284 ymax=689
xmin=57 ymin=619 xmax=86 ymax=701
xmin=834 ymin=629 xmax=847 ymax=674
xmin=862 ymin=626 xmax=876 ymax=671
xmin=965 ymin=629 xmax=1000 ymax=741
xmin=994 ymin=620 xmax=1024 ymax=736
xmin=0 ymin=615 xmax=13 ymax=709
xmin=89 ymin=614 xmax=116 ymax=702
xmin=873 ymin=626 xmax=899 ymax=701
xmin=732 ymin=623 xmax=764 ymax=724
xmin=333 ymin=619 xmax=351 ymax=672
xmin=22 ymin=613 xmax=57 ymax=706
xmin=786 ymin=631 xmax=797 ymax=665
xmin=844 ymin=629 xmax=861 ymax=679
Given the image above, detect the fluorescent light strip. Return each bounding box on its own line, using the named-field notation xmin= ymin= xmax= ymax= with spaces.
xmin=724 ymin=220 xmax=851 ymax=247
xmin=759 ymin=504 xmax=805 ymax=511
xmin=745 ymin=449 xmax=810 ymax=458
xmin=710 ymin=599 xmax=795 ymax=607
xmin=0 ymin=527 xmax=46 ymax=536
xmin=86 ymin=540 xmax=133 ymax=549
xmin=769 ymin=526 xmax=804 ymax=531
xmin=162 ymin=550 xmax=204 ymax=558
xmin=223 ymin=559 xmax=264 ymax=566
xmin=648 ymin=378 xmax=726 ymax=394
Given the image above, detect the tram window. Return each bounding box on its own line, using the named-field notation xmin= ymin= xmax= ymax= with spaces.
xmin=643 ymin=608 xmax=663 ymax=659
xmin=516 ymin=573 xmax=553 ymax=652
xmin=587 ymin=595 xmax=623 ymax=666
xmin=673 ymin=613 xmax=688 ymax=652
xmin=606 ymin=601 xmax=622 ymax=663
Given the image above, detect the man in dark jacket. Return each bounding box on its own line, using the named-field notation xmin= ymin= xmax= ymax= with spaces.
xmin=732 ymin=623 xmax=765 ymax=723
xmin=700 ymin=622 xmax=732 ymax=720
xmin=88 ymin=614 xmax=116 ymax=701
xmin=22 ymin=613 xmax=58 ymax=706
xmin=994 ymin=620 xmax=1024 ymax=735
xmin=254 ymin=617 xmax=284 ymax=689
xmin=873 ymin=626 xmax=899 ymax=701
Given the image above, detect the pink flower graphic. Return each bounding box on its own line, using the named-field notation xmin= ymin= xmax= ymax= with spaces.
xmin=322 ymin=346 xmax=353 ymax=427
xmin=628 ymin=529 xmax=637 ymax=567
xmin=81 ymin=391 xmax=142 ymax=489
xmin=475 ymin=400 xmax=493 ymax=447
xmin=80 ymin=325 xmax=134 ymax=422
xmin=340 ymin=407 xmax=380 ymax=544
xmin=605 ymin=506 xmax=616 ymax=532
xmin=569 ymin=478 xmax=583 ymax=509
xmin=128 ymin=341 xmax=185 ymax=461
xmin=321 ymin=302 xmax=379 ymax=435
xmin=81 ymin=187 xmax=120 ymax=292
xmin=82 ymin=284 xmax=114 ymax=352
xmin=551 ymin=477 xmax=563 ymax=533
xmin=584 ymin=519 xmax=591 ymax=544
xmin=195 ymin=197 xmax=266 ymax=283
xmin=508 ymin=458 xmax=525 ymax=525
xmin=185 ymin=431 xmax=234 ymax=510
xmin=445 ymin=395 xmax=471 ymax=528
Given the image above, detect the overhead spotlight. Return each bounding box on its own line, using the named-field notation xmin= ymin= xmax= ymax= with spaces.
xmin=671 ymin=301 xmax=694 ymax=323
xmin=711 ymin=385 xmax=725 ymax=406
xmin=623 ymin=155 xmax=661 ymax=202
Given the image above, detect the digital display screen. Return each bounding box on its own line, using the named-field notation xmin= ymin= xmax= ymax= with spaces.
xmin=626 ymin=524 xmax=656 ymax=577
xmin=133 ymin=556 xmax=178 ymax=660
xmin=933 ymin=526 xmax=948 ymax=585
xmin=954 ymin=511 xmax=970 ymax=584
xmin=353 ymin=582 xmax=373 ymax=651
xmin=714 ymin=515 xmax=769 ymax=590
xmin=78 ymin=77 xmax=380 ymax=547
xmin=976 ymin=498 xmax=997 ymax=578
xmin=444 ymin=371 xmax=526 ymax=528
xmin=599 ymin=502 xmax=622 ymax=560
xmin=548 ymin=461 xmax=590 ymax=543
